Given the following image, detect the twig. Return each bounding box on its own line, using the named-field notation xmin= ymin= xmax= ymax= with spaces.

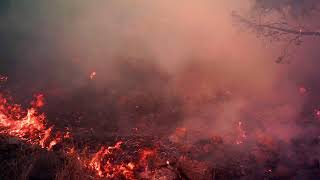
xmin=232 ymin=13 xmax=320 ymax=37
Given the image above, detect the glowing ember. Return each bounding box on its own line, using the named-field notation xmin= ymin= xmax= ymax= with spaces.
xmin=31 ymin=94 xmax=45 ymax=108
xmin=236 ymin=121 xmax=247 ymax=144
xmin=315 ymin=109 xmax=320 ymax=118
xmin=48 ymin=140 xmax=57 ymax=150
xmin=299 ymin=86 xmax=307 ymax=94
xmin=0 ymin=75 xmax=8 ymax=83
xmin=90 ymin=71 xmax=97 ymax=80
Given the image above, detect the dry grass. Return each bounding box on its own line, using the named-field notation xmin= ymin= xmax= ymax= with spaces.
xmin=55 ymin=156 xmax=89 ymax=180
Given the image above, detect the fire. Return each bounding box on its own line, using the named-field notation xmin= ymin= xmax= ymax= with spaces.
xmin=236 ymin=121 xmax=247 ymax=144
xmin=90 ymin=71 xmax=97 ymax=80
xmin=0 ymin=94 xmax=49 ymax=145
xmin=0 ymin=75 xmax=8 ymax=83
xmin=0 ymin=87 xmax=252 ymax=179
xmin=0 ymin=92 xmax=137 ymax=179
xmin=299 ymin=86 xmax=307 ymax=95
xmin=31 ymin=94 xmax=45 ymax=108
xmin=140 ymin=149 xmax=155 ymax=163
xmin=39 ymin=126 xmax=53 ymax=148
xmin=139 ymin=148 xmax=156 ymax=173
xmin=315 ymin=109 xmax=320 ymax=118
xmin=86 ymin=141 xmax=136 ymax=179
xmin=127 ymin=162 xmax=135 ymax=170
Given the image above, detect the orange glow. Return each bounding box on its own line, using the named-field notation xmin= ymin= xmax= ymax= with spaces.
xmin=0 ymin=75 xmax=8 ymax=83
xmin=0 ymin=93 xmax=137 ymax=179
xmin=39 ymin=126 xmax=53 ymax=148
xmin=236 ymin=121 xmax=247 ymax=145
xmin=0 ymin=94 xmax=49 ymax=145
xmin=90 ymin=71 xmax=97 ymax=80
xmin=87 ymin=141 xmax=135 ymax=179
xmin=31 ymin=94 xmax=45 ymax=108
xmin=299 ymin=87 xmax=307 ymax=94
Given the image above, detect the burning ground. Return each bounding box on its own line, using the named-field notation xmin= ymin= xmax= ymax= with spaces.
xmin=1 ymin=59 xmax=320 ymax=179
xmin=0 ymin=75 xmax=247 ymax=179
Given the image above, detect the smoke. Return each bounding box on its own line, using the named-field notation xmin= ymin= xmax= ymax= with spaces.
xmin=0 ymin=0 xmax=309 ymax=144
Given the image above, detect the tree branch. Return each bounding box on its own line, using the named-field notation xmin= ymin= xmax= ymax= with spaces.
xmin=232 ymin=12 xmax=320 ymax=37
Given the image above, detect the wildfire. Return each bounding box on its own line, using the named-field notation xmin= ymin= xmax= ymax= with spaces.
xmin=39 ymin=126 xmax=53 ymax=148
xmin=0 ymin=94 xmax=48 ymax=145
xmin=87 ymin=141 xmax=135 ymax=178
xmin=1 ymin=75 xmax=260 ymax=179
xmin=0 ymin=92 xmax=138 ymax=179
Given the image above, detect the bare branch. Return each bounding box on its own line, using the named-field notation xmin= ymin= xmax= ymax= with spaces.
xmin=276 ymin=35 xmax=301 ymax=64
xmin=232 ymin=12 xmax=320 ymax=37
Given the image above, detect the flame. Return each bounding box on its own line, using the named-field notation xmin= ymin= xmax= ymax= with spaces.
xmin=39 ymin=126 xmax=53 ymax=148
xmin=0 ymin=92 xmax=137 ymax=179
xmin=90 ymin=71 xmax=97 ymax=80
xmin=236 ymin=121 xmax=247 ymax=144
xmin=86 ymin=141 xmax=135 ymax=179
xmin=0 ymin=75 xmax=8 ymax=83
xmin=138 ymin=148 xmax=156 ymax=173
xmin=140 ymin=149 xmax=155 ymax=163
xmin=0 ymin=94 xmax=49 ymax=145
xmin=31 ymin=94 xmax=45 ymax=108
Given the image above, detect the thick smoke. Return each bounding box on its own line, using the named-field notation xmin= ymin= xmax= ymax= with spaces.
xmin=0 ymin=0 xmax=309 ymax=144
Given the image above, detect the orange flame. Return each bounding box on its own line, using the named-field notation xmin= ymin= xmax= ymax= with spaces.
xmin=86 ymin=141 xmax=136 ymax=179
xmin=0 ymin=95 xmax=48 ymax=145
xmin=0 ymin=92 xmax=137 ymax=179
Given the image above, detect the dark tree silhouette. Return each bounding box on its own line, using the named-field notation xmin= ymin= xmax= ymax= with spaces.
xmin=233 ymin=0 xmax=320 ymax=63
xmin=254 ymin=0 xmax=319 ymax=17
